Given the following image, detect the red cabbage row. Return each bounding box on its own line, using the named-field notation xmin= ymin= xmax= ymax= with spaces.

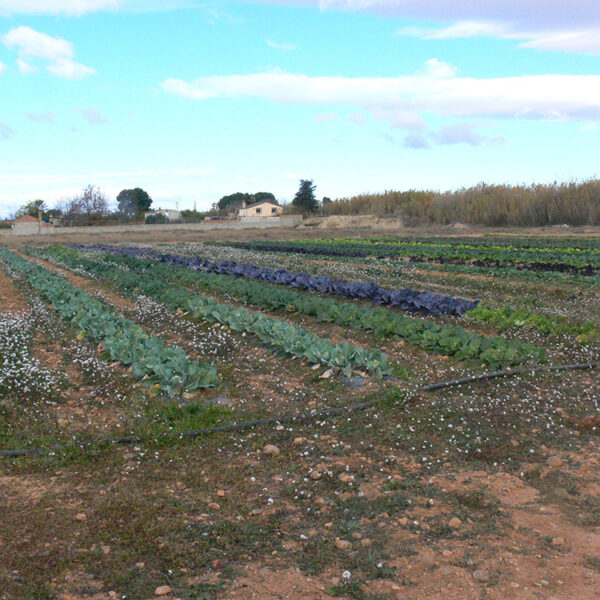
xmin=72 ymin=244 xmax=479 ymax=316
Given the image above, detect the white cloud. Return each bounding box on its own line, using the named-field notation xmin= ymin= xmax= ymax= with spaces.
xmin=0 ymin=60 xmax=5 ymax=74
xmin=422 ymin=58 xmax=458 ymax=78
xmin=161 ymin=62 xmax=600 ymax=125
xmin=26 ymin=111 xmax=56 ymax=123
xmin=17 ymin=58 xmax=38 ymax=74
xmin=0 ymin=123 xmax=15 ymax=140
xmin=266 ymin=39 xmax=297 ymax=51
xmin=48 ymin=59 xmax=96 ymax=79
xmin=2 ymin=26 xmax=95 ymax=78
xmin=0 ymin=1 xmax=118 ymax=15
xmin=2 ymin=26 xmax=73 ymax=60
xmin=314 ymin=112 xmax=339 ymax=123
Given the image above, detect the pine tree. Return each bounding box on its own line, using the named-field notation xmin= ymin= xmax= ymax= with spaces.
xmin=292 ymin=179 xmax=318 ymax=214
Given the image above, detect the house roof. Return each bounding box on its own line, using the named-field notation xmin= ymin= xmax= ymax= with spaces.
xmin=246 ymin=200 xmax=280 ymax=208
xmin=15 ymin=215 xmax=39 ymax=223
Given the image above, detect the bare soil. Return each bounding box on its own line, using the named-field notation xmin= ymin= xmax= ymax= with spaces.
xmin=1 ymin=235 xmax=599 ymax=599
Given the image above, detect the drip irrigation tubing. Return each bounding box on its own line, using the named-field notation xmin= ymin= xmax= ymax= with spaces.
xmin=1 ymin=360 xmax=598 ymax=458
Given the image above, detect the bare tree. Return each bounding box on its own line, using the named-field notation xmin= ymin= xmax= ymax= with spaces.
xmin=61 ymin=185 xmax=110 ymax=226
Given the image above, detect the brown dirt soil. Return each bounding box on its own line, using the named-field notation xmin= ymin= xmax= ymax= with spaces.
xmin=2 ymin=223 xmax=600 ymax=250
xmin=0 ymin=268 xmax=29 ymax=312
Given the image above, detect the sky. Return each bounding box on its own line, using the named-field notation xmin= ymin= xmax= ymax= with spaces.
xmin=1 ymin=1 xmax=600 ymax=216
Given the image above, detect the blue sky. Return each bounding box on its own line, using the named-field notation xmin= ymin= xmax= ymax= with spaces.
xmin=1 ymin=0 xmax=600 ymax=216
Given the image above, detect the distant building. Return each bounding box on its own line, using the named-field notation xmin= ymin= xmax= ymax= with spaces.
xmin=144 ymin=209 xmax=181 ymax=222
xmin=12 ymin=215 xmax=42 ymax=235
xmin=238 ymin=201 xmax=283 ymax=218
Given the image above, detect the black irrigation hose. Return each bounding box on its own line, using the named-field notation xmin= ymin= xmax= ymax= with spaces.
xmin=420 ymin=361 xmax=600 ymax=391
xmin=1 ymin=361 xmax=598 ymax=458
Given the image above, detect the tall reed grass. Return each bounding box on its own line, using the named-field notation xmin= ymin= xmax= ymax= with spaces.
xmin=324 ymin=180 xmax=600 ymax=226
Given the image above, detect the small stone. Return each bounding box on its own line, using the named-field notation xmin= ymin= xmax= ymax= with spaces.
xmin=335 ymin=538 xmax=352 ymax=551
xmin=552 ymin=536 xmax=566 ymax=546
xmin=217 ymin=490 xmax=226 ymax=497
xmin=448 ymin=517 xmax=462 ymax=529
xmin=547 ymin=456 xmax=563 ymax=468
xmin=136 ymin=562 xmax=145 ymax=568
xmin=442 ymin=549 xmax=453 ymax=558
xmin=338 ymin=473 xmax=353 ymax=483
xmin=553 ymin=487 xmax=569 ymax=499
xmin=320 ymin=368 xmax=337 ymax=379
xmin=74 ymin=513 xmax=87 ymax=522
xmin=361 ymin=538 xmax=372 ymax=547
xmin=263 ymin=444 xmax=280 ymax=456
xmin=473 ymin=569 xmax=489 ymax=582
xmin=310 ymin=471 xmax=322 ymax=480
xmin=154 ymin=585 xmax=173 ymax=596
xmin=293 ymin=437 xmax=308 ymax=445
xmin=207 ymin=502 xmax=221 ymax=510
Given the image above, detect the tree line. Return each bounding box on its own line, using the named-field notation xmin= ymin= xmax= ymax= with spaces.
xmin=9 ymin=178 xmax=327 ymax=226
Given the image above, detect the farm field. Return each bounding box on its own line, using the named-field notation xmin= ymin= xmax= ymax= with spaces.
xmin=1 ymin=233 xmax=600 ymax=600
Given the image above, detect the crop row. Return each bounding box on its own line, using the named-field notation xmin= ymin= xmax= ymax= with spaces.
xmin=0 ymin=250 xmax=219 ymax=395
xmin=71 ymin=244 xmax=479 ymax=316
xmin=33 ymin=247 xmax=390 ymax=376
xmin=43 ymin=246 xmax=546 ymax=369
xmin=469 ymin=304 xmax=600 ymax=344
xmin=211 ymin=240 xmax=600 ymax=275
xmin=306 ymin=236 xmax=600 ymax=255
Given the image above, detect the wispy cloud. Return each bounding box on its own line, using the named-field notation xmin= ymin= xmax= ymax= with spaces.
xmin=17 ymin=58 xmax=38 ymax=74
xmin=348 ymin=111 xmax=366 ymax=125
xmin=430 ymin=122 xmax=503 ymax=146
xmin=26 ymin=111 xmax=56 ymax=123
xmin=0 ymin=123 xmax=15 ymax=140
xmin=314 ymin=112 xmax=339 ymax=123
xmin=401 ymin=122 xmax=503 ymax=150
xmin=175 ymin=166 xmax=216 ymax=176
xmin=161 ymin=61 xmax=600 ymax=125
xmin=0 ymin=1 xmax=219 ymax=16
xmin=2 ymin=26 xmax=96 ymax=79
xmin=48 ymin=59 xmax=96 ymax=79
xmin=403 ymin=132 xmax=429 ymax=149
xmin=266 ymin=38 xmax=296 ymax=51
xmin=239 ymin=0 xmax=600 ymax=55
xmin=77 ymin=107 xmax=108 ymax=124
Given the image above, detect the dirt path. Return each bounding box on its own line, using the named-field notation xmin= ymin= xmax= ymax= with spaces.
xmin=0 ymin=267 xmax=29 ymax=312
